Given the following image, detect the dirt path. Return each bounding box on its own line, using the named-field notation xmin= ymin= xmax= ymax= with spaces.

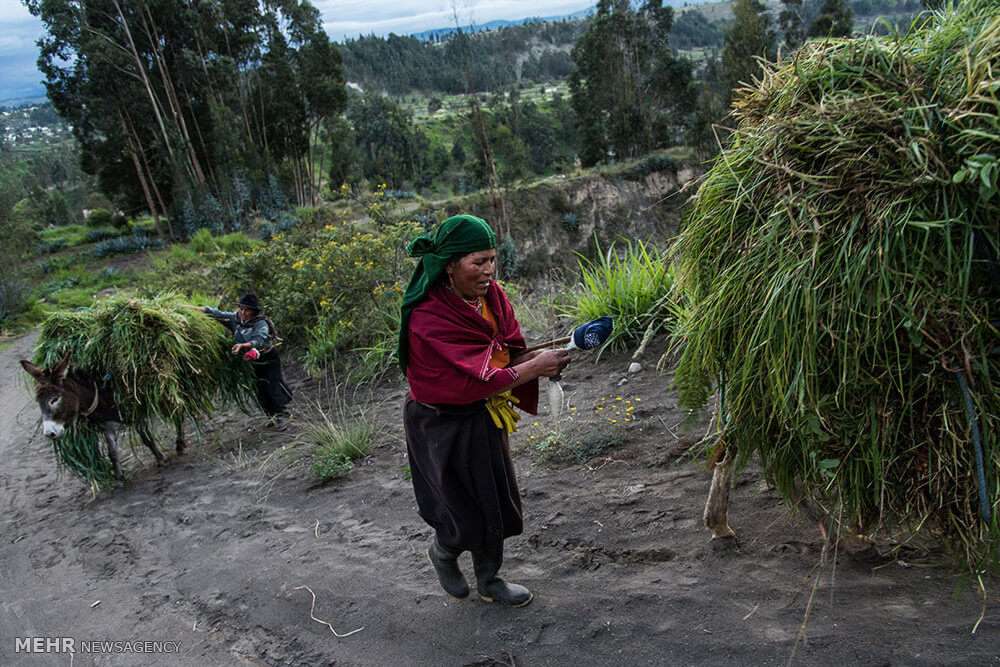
xmin=1 ymin=334 xmax=996 ymax=666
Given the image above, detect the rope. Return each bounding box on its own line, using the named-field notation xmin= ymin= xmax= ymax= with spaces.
xmin=955 ymin=370 xmax=992 ymax=525
xmin=80 ymin=380 xmax=100 ymax=417
xmin=186 ymin=410 xmax=203 ymax=446
xmin=718 ymin=365 xmax=729 ymax=428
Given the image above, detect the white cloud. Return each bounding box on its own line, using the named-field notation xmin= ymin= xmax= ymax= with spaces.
xmin=317 ymin=0 xmax=593 ymax=40
xmin=0 ymin=0 xmax=33 ymax=23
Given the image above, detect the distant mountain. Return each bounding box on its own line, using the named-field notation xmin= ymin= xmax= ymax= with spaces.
xmin=0 ymin=96 xmax=49 ymax=110
xmin=407 ymin=1 xmax=716 ymax=42
xmin=410 ymin=8 xmax=595 ymax=43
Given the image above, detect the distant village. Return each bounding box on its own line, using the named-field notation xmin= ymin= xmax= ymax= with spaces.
xmin=1 ymin=103 xmax=71 ymax=148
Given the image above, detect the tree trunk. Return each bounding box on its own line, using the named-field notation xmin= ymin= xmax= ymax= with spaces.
xmin=116 ymin=103 xmax=165 ymax=240
xmin=111 ymin=0 xmax=177 ymax=169
xmin=139 ymin=1 xmax=207 ymax=185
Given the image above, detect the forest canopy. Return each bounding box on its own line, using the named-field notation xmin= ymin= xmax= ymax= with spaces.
xmin=26 ymin=0 xmax=346 ymax=238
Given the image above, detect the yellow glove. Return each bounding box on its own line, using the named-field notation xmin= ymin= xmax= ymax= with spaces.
xmin=485 ymin=391 xmax=521 ymax=433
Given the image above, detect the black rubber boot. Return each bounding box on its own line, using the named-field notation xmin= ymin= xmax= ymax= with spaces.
xmin=427 ymin=539 xmax=469 ymax=599
xmin=472 ymin=551 xmax=532 ymax=607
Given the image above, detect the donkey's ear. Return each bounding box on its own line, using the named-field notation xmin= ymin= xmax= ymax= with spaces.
xmin=53 ymin=349 xmax=72 ymax=381
xmin=20 ymin=360 xmax=43 ymax=379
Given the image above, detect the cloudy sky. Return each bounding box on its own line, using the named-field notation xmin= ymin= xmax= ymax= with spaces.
xmin=0 ymin=0 xmax=594 ymax=103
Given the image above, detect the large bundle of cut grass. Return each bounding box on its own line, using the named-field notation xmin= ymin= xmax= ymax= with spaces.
xmin=32 ymin=294 xmax=255 ymax=486
xmin=673 ymin=0 xmax=1000 ymax=564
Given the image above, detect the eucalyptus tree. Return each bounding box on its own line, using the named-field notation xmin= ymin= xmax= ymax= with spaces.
xmin=721 ymin=0 xmax=777 ymax=105
xmin=568 ymin=0 xmax=693 ymax=167
xmin=25 ymin=0 xmax=346 ymax=236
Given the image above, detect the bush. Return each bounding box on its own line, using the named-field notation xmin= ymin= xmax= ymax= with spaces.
xmin=85 ymin=227 xmax=120 ymax=243
xmin=0 ymin=277 xmax=31 ymax=325
xmin=36 ymin=240 xmax=67 ymax=255
xmin=214 ymin=215 xmax=419 ymax=374
xmin=86 ymin=208 xmax=113 ymax=228
xmin=559 ymin=239 xmax=674 ymax=352
xmin=41 ymin=224 xmax=91 ymax=247
xmin=562 ymin=212 xmax=581 ymax=231
xmin=497 ymin=236 xmax=521 ymax=280
xmin=92 ymin=231 xmax=166 ymax=258
xmin=187 ymin=228 xmax=216 ymax=253
xmin=3 ymin=200 xmax=42 ymax=262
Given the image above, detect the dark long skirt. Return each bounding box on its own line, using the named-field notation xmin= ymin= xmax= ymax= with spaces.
xmin=403 ymin=396 xmax=523 ymax=558
xmin=252 ymin=349 xmax=292 ymax=416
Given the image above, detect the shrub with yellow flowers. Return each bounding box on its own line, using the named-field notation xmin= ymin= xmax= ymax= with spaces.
xmin=213 ymin=214 xmax=419 ymax=376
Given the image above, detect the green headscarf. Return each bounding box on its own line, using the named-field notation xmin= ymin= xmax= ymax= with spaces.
xmin=397 ymin=214 xmax=496 ymax=369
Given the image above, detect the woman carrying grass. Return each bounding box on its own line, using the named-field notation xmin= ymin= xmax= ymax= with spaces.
xmin=193 ymin=294 xmax=293 ymax=430
xmin=399 ymin=214 xmax=570 ymax=607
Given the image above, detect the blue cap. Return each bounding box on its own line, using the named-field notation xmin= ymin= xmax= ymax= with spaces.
xmin=572 ymin=317 xmax=614 ymax=350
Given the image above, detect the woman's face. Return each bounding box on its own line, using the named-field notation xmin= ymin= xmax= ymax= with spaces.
xmin=447 ymin=249 xmax=496 ymax=301
xmin=237 ymin=305 xmax=256 ymax=320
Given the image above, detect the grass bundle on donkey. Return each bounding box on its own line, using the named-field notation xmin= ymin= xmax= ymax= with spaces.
xmin=673 ymin=0 xmax=1000 ymax=565
xmin=30 ymin=294 xmax=255 ymax=488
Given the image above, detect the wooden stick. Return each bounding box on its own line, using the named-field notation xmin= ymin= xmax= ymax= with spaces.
xmin=522 ymin=336 xmax=571 ymax=354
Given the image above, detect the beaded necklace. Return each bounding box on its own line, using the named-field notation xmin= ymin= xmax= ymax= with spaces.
xmin=446 ymin=284 xmax=483 ymax=315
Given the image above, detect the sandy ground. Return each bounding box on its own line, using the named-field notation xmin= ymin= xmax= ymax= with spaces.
xmin=1 ymin=331 xmax=997 ymax=666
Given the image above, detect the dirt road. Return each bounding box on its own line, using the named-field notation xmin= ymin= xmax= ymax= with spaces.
xmin=1 ymin=332 xmax=996 ymax=666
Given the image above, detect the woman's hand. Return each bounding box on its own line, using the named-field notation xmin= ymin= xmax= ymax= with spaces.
xmin=231 ymin=341 xmax=252 ymax=355
xmin=183 ymin=304 xmax=207 ymax=312
xmin=530 ymin=349 xmax=571 ymax=378
xmin=496 ymin=349 xmax=572 ymax=395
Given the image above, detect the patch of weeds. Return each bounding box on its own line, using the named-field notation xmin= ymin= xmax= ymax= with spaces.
xmin=526 ymin=427 xmax=624 ymax=464
xmin=47 ymin=286 xmax=99 ymax=309
xmin=223 ymin=442 xmax=256 ymax=471
xmin=40 ymin=224 xmax=90 ymax=246
xmin=307 ymin=413 xmax=379 ymax=481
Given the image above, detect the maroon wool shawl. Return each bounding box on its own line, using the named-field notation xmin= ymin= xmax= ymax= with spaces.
xmin=405 ymin=281 xmax=539 ymax=414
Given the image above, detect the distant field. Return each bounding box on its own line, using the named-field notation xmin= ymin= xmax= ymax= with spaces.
xmin=401 ymin=81 xmax=572 ymax=122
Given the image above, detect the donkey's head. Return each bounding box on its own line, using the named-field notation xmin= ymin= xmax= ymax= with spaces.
xmin=21 ymin=349 xmax=81 ymax=439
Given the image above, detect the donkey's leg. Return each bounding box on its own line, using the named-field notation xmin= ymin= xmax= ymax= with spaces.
xmin=789 ymin=480 xmax=879 ymax=558
xmin=137 ymin=424 xmax=165 ymax=464
xmin=790 ymin=478 xmax=831 ymax=537
xmin=174 ymin=417 xmax=186 ymax=455
xmin=102 ymin=423 xmax=124 ymax=482
xmin=704 ymin=452 xmax=736 ymax=541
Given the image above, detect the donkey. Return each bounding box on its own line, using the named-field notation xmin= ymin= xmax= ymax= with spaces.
xmin=703 ymin=435 xmax=874 ymax=554
xmin=20 ymin=349 xmax=186 ymax=482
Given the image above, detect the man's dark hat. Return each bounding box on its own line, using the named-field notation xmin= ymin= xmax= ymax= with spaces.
xmin=237 ymin=293 xmax=260 ymax=312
